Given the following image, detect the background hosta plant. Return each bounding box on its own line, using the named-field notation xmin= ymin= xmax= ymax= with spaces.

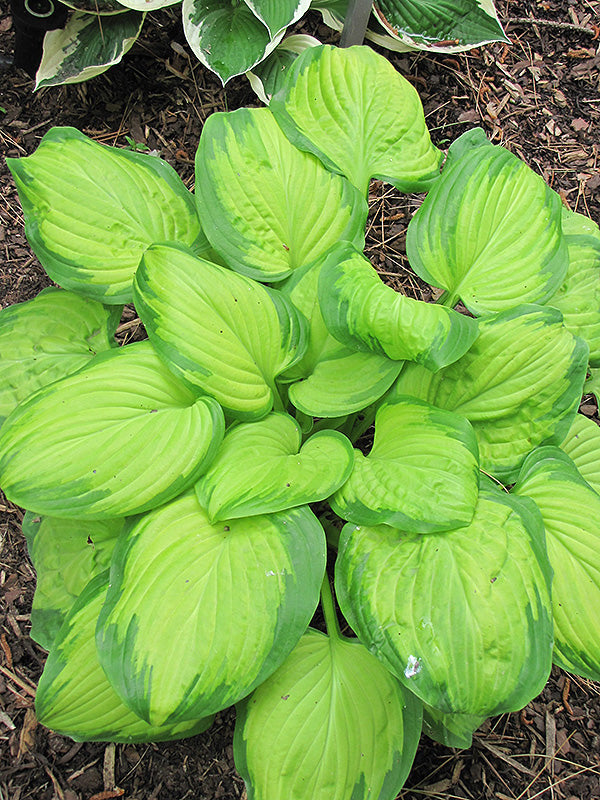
xmin=3 ymin=44 xmax=600 ymax=799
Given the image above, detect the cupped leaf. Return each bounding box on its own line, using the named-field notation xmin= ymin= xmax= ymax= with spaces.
xmin=97 ymin=494 xmax=326 ymax=725
xmin=270 ymin=44 xmax=442 ymax=196
xmin=247 ymin=34 xmax=320 ymax=104
xmin=0 ymin=340 xmax=224 ymax=518
xmin=0 ymin=287 xmax=119 ymax=428
xmin=422 ymin=705 xmax=486 ymax=749
xmin=513 ymin=447 xmax=600 ymax=680
xmin=195 ymin=413 xmax=354 ymax=521
xmin=319 ymin=242 xmax=478 ymax=371
xmin=392 ymin=304 xmax=589 ymax=482
xmin=195 ymin=106 xmax=367 ymax=281
xmin=133 ymin=243 xmax=307 ymax=420
xmin=372 ymin=0 xmax=508 ymax=52
xmin=22 ymin=512 xmax=123 ymax=650
xmin=331 ymin=396 xmax=479 ymax=532
xmin=406 ymin=128 xmax=568 ymax=316
xmin=336 ymin=483 xmax=553 ymax=715
xmin=7 ymin=127 xmax=203 ymax=303
xmin=244 ymin=0 xmax=311 ymax=37
xmin=234 ymin=628 xmax=422 ymax=800
xmin=36 ymin=572 xmax=214 ymax=742
xmin=36 ymin=11 xmax=144 ymax=89
xmin=560 ymin=414 xmax=600 ymax=494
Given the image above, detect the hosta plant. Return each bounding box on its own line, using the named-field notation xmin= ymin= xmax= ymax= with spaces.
xmin=3 ymin=44 xmax=600 ymax=799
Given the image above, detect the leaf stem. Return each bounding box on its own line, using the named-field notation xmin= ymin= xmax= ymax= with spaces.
xmin=320 ymin=574 xmax=343 ymax=641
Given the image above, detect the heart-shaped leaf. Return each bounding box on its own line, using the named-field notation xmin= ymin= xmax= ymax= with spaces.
xmin=133 ymin=243 xmax=307 ymax=420
xmin=513 ymin=447 xmax=600 ymax=680
xmin=406 ymin=129 xmax=568 ymax=315
xmin=559 ymin=414 xmax=600 ymax=495
xmin=195 ymin=413 xmax=354 ymax=520
xmin=331 ymin=396 xmax=479 ymax=532
xmin=335 ymin=483 xmax=553 ymax=715
xmin=234 ymin=628 xmax=422 ymax=800
xmin=36 ymin=572 xmax=214 ymax=742
xmin=244 ymin=0 xmax=311 ymax=37
xmin=97 ymin=493 xmax=326 ymax=724
xmin=319 ymin=242 xmax=478 ymax=371
xmin=7 ymin=128 xmax=204 ymax=303
xmin=0 ymin=340 xmax=224 ymax=518
xmin=195 ymin=106 xmax=367 ymax=281
xmin=270 ymin=44 xmax=442 ymax=196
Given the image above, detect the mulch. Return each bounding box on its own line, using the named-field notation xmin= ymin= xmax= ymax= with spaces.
xmin=0 ymin=1 xmax=599 ymax=798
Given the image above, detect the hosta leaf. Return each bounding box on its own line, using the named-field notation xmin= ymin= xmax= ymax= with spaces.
xmin=97 ymin=494 xmax=326 ymax=724
xmin=0 ymin=340 xmax=224 ymax=518
xmin=195 ymin=107 xmax=366 ymax=281
xmin=56 ymin=0 xmax=128 ymax=13
xmin=406 ymin=129 xmax=568 ymax=315
xmin=195 ymin=413 xmax=354 ymax=520
xmin=133 ymin=243 xmax=307 ymax=420
xmin=244 ymin=0 xmax=312 ymax=37
xmin=335 ymin=484 xmax=553 ymax=715
xmin=513 ymin=447 xmax=600 ymax=680
xmin=36 ymin=572 xmax=214 ymax=742
xmin=319 ymin=243 xmax=478 ymax=370
xmin=331 ymin=396 xmax=479 ymax=532
xmin=22 ymin=513 xmax=123 ymax=650
xmin=7 ymin=127 xmax=203 ymax=303
xmin=562 ymin=206 xmax=600 ymax=240
xmin=234 ymin=628 xmax=422 ymax=800
xmin=0 ymin=287 xmax=119 ymax=428
xmin=270 ymin=44 xmax=442 ymax=196
xmin=560 ymin=414 xmax=600 ymax=494
xmin=247 ymin=34 xmax=320 ymax=104
xmin=422 ymin=705 xmax=486 ymax=749
xmin=392 ymin=305 xmax=589 ymax=482
xmin=182 ymin=0 xmax=280 ymax=84
xmin=372 ymin=0 xmax=508 ymax=51
xmin=115 ymin=0 xmax=179 ymax=9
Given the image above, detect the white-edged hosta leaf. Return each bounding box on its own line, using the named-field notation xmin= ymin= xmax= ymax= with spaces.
xmin=22 ymin=512 xmax=123 ymax=650
xmin=422 ymin=705 xmax=486 ymax=749
xmin=335 ymin=483 xmax=553 ymax=715
xmin=133 ymin=243 xmax=307 ymax=420
xmin=195 ymin=106 xmax=366 ymax=281
xmin=0 ymin=340 xmax=224 ymax=518
xmin=36 ymin=572 xmax=214 ymax=742
xmin=331 ymin=396 xmax=479 ymax=532
xmin=560 ymin=414 xmax=600 ymax=495
xmin=182 ymin=0 xmax=281 ymax=85
xmin=372 ymin=0 xmax=508 ymax=52
xmin=391 ymin=304 xmax=589 ymax=482
xmin=56 ymin=0 xmax=129 ymax=13
xmin=406 ymin=128 xmax=568 ymax=315
xmin=270 ymin=44 xmax=442 ymax=197
xmin=319 ymin=242 xmax=478 ymax=371
xmin=244 ymin=0 xmax=311 ymax=37
xmin=247 ymin=34 xmax=320 ymax=104
xmin=234 ymin=628 xmax=423 ymax=800
xmin=97 ymin=494 xmax=326 ymax=724
xmin=115 ymin=0 xmax=179 ymax=9
xmin=514 ymin=447 xmax=600 ymax=680
xmin=36 ymin=11 xmax=144 ymax=89
xmin=6 ymin=127 xmax=203 ymax=304
xmin=0 ymin=288 xmax=120 ymax=428
xmin=195 ymin=413 xmax=354 ymax=520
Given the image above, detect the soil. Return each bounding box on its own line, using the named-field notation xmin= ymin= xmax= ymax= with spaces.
xmin=0 ymin=1 xmax=599 ymax=799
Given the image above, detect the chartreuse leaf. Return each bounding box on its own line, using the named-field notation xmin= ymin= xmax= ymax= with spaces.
xmin=270 ymin=44 xmax=442 ymax=197
xmin=562 ymin=205 xmax=600 ymax=240
xmin=392 ymin=305 xmax=589 ymax=482
xmin=331 ymin=396 xmax=479 ymax=532
xmin=36 ymin=572 xmax=214 ymax=742
xmin=244 ymin=0 xmax=312 ymax=37
xmin=319 ymin=243 xmax=478 ymax=371
xmin=195 ymin=413 xmax=353 ymax=521
xmin=513 ymin=447 xmax=600 ymax=680
xmin=335 ymin=483 xmax=554 ymax=716
xmin=247 ymin=34 xmax=320 ymax=105
xmin=422 ymin=705 xmax=486 ymax=749
xmin=6 ymin=127 xmax=203 ymax=303
xmin=35 ymin=11 xmax=144 ymax=90
xmin=97 ymin=493 xmax=325 ymax=725
xmin=133 ymin=243 xmax=307 ymax=420
xmin=195 ymin=106 xmax=367 ymax=281
xmin=0 ymin=340 xmax=224 ymax=518
xmin=0 ymin=287 xmax=120 ymax=428
xmin=234 ymin=628 xmax=422 ymax=800
xmin=560 ymin=414 xmax=600 ymax=494
xmin=372 ymin=0 xmax=508 ymax=51
xmin=406 ymin=129 xmax=568 ymax=316
xmin=22 ymin=512 xmax=123 ymax=650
